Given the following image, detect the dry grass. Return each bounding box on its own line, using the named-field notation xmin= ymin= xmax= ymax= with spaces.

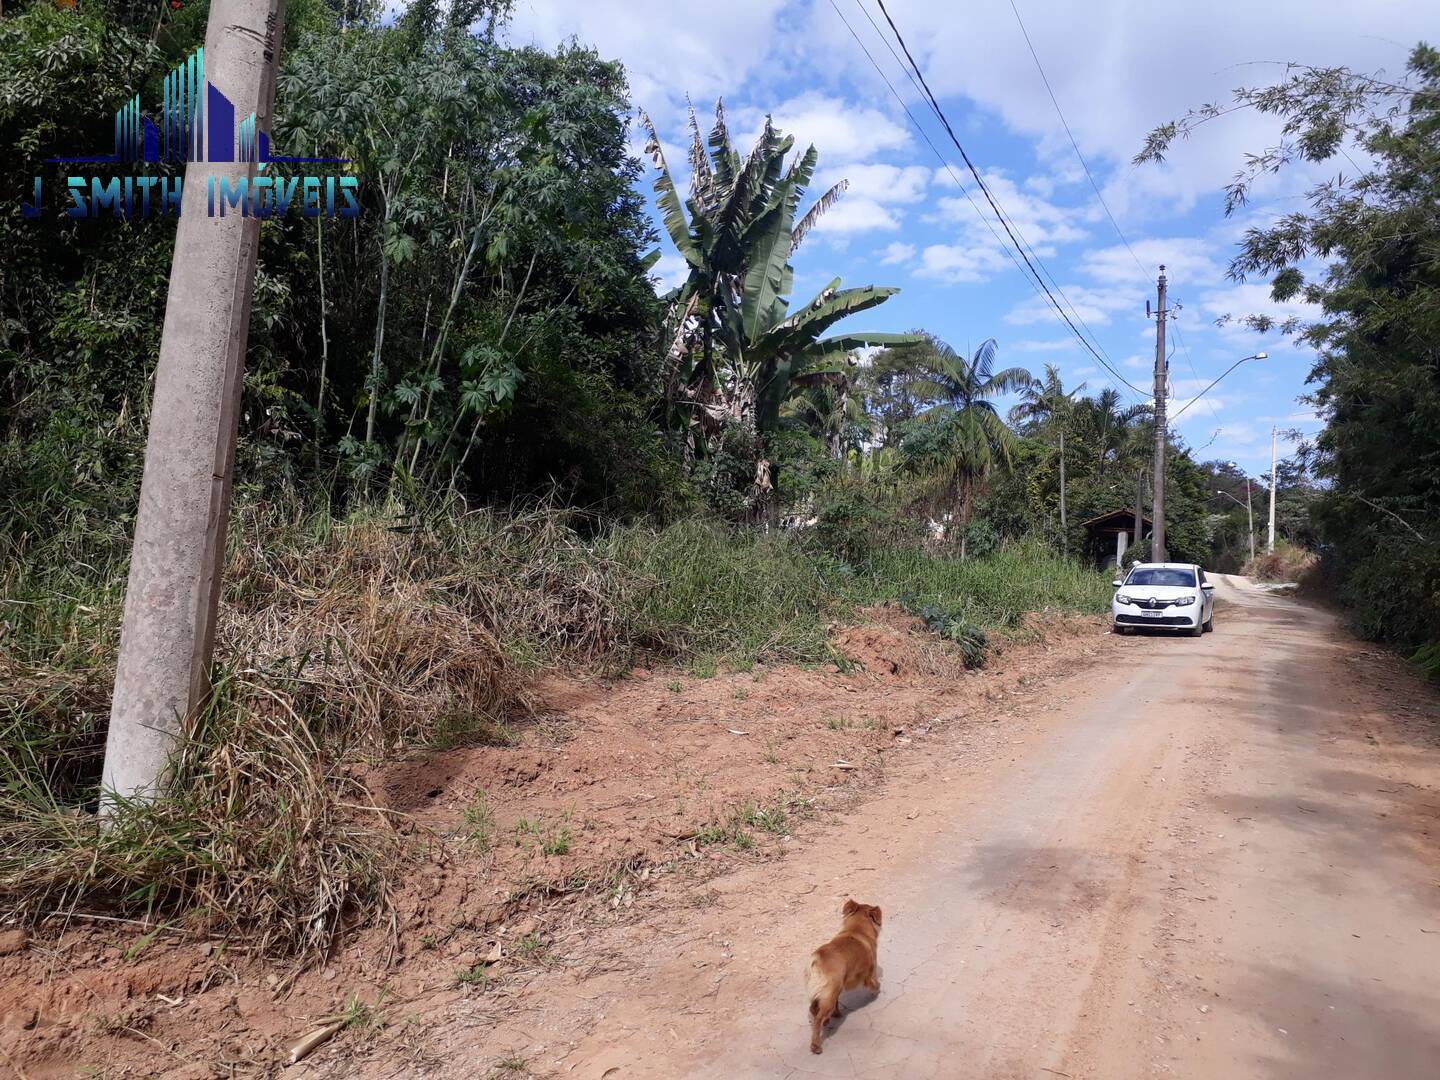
xmin=1 ymin=497 xmax=1108 ymax=959
xmin=0 ymin=499 xmax=641 ymax=955
xmin=225 ymin=521 xmax=525 ymax=754
xmin=1 ymin=673 xmax=395 ymax=957
xmin=1244 ymin=542 xmax=1318 ymax=583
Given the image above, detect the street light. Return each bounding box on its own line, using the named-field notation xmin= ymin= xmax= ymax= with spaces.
xmin=1215 ymin=482 xmax=1255 ymax=565
xmin=1171 ymin=352 xmax=1268 ymax=421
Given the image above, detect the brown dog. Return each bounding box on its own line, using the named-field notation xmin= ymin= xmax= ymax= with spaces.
xmin=805 ymin=899 xmax=882 ymax=1054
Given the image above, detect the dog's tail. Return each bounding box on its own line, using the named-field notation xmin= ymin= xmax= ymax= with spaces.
xmin=805 ymin=955 xmax=825 ymax=1017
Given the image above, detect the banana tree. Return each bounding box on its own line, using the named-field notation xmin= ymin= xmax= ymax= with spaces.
xmin=641 ymin=102 xmax=917 ymax=518
xmin=734 ymin=278 xmax=917 ymax=519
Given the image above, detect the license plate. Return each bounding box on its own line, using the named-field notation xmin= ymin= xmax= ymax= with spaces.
xmin=1140 ymin=609 xmax=1164 ymax=618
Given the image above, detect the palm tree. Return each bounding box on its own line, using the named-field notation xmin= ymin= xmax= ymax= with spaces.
xmin=1009 ymin=363 xmax=1085 ymax=547
xmin=784 ymin=364 xmax=873 ymax=459
xmin=903 ymin=338 xmax=1032 ymax=558
xmin=1078 ymin=388 xmax=1149 ymax=482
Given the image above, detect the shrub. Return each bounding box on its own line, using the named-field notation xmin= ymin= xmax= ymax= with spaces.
xmin=847 ymin=537 xmax=1111 ymax=632
xmin=1334 ymin=540 xmax=1440 ymax=650
xmin=810 ymin=489 xmax=889 ymax=565
xmin=1243 ymin=541 xmax=1318 ymax=584
xmin=0 ymin=669 xmax=393 ymax=956
xmin=604 ymin=518 xmax=834 ymax=665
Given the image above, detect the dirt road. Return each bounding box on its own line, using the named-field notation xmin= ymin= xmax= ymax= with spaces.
xmin=474 ymin=577 xmax=1440 ymax=1079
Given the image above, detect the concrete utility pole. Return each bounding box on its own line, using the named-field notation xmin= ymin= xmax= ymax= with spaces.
xmin=1246 ymin=478 xmax=1256 ymax=565
xmin=1134 ymin=468 xmax=1144 ymax=563
xmin=1149 ymin=266 xmax=1169 ymax=562
xmin=101 ymin=0 xmax=287 ymax=805
xmin=1268 ymin=425 xmax=1278 ymax=553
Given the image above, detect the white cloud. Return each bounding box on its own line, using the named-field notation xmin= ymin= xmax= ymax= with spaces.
xmin=1010 ymin=338 xmax=1075 ymax=353
xmin=649 ymin=253 xmax=691 ymax=293
xmin=848 ymin=0 xmax=1431 ymax=218
xmin=1004 ymin=283 xmax=1133 ymax=326
xmin=733 ymin=93 xmax=910 ymax=164
xmin=916 ymin=242 xmax=1013 ymax=284
xmin=1197 ymin=282 xmax=1318 ymax=338
xmin=879 ymin=241 xmax=917 ymax=265
xmin=934 ymin=169 xmax=1088 ymax=250
xmin=811 ymin=196 xmax=900 ymax=237
xmin=817 ymin=163 xmax=932 ymax=205
xmin=1080 ymin=237 xmax=1222 ymax=287
xmin=509 ymin=0 xmax=789 ymax=124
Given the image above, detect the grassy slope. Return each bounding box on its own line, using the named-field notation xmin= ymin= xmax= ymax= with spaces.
xmin=1 ymin=503 xmax=1110 ymax=954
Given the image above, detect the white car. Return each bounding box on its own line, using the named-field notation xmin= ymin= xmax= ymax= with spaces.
xmin=1111 ymin=562 xmax=1215 ymax=636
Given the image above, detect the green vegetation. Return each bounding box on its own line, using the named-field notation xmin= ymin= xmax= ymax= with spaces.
xmin=456 ymin=961 xmax=496 ymax=989
xmin=645 ymin=102 xmax=918 ymax=522
xmin=0 ymin=0 xmax=1229 ymax=960
xmin=462 ymin=793 xmax=497 ymax=850
xmin=1140 ymin=44 xmax=1440 ymax=667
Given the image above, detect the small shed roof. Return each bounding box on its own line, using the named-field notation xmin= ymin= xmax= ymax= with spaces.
xmin=1080 ymin=509 xmax=1152 ymax=534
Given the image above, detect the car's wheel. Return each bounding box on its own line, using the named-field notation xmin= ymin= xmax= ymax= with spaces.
xmin=1113 ymin=623 xmax=1130 ymax=635
xmin=1188 ymin=624 xmax=1204 ymax=637
xmin=1203 ymin=615 xmax=1214 ymax=633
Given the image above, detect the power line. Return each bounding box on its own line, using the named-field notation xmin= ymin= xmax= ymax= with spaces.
xmin=829 ymin=0 xmax=1111 ymax=391
xmin=848 ymin=0 xmax=1131 ymax=398
xmin=851 ymin=0 xmax=1133 ymax=398
xmin=867 ymin=0 xmax=1147 ymax=398
xmin=824 ymin=1 xmax=1032 ymax=290
xmin=1168 ymin=314 xmax=1223 ymax=426
xmin=1007 ymin=0 xmax=1147 ymax=277
xmin=1005 ymin=0 xmax=1229 ymax=433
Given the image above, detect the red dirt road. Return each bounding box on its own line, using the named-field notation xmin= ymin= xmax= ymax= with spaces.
xmin=458 ymin=577 xmax=1440 ymax=1078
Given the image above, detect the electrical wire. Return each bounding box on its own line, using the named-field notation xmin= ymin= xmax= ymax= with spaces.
xmin=848 ymin=0 xmax=1134 ymax=401
xmin=850 ymin=0 xmax=1132 ymax=398
xmin=866 ymin=0 xmax=1147 ymax=398
xmin=1168 ymin=315 xmax=1223 ymax=426
xmin=824 ymin=1 xmax=1033 ymax=291
xmin=1007 ymin=0 xmax=1147 ymax=277
xmin=1006 ymin=0 xmax=1225 ymax=431
xmin=828 ymin=0 xmax=1128 ymax=398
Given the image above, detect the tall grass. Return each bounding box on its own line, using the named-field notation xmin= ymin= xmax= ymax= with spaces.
xmin=604 ymin=519 xmax=836 ymax=664
xmin=1 ymin=498 xmax=1109 ymax=954
xmin=848 ymin=537 xmax=1113 ymax=630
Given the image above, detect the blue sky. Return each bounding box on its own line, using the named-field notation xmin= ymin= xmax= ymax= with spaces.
xmin=509 ymin=0 xmax=1435 ymax=480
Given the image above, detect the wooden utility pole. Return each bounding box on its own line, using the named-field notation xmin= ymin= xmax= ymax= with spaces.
xmin=101 ymin=0 xmax=287 ymax=805
xmin=1149 ymin=267 xmax=1169 ymax=562
xmin=1268 ymin=425 xmax=1278 ymax=553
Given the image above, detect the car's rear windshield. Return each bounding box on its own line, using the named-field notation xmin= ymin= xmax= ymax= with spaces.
xmin=1126 ymin=567 xmax=1196 ymax=587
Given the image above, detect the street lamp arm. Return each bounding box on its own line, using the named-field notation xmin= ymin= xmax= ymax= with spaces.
xmin=1170 ymin=352 xmax=1267 ymax=421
